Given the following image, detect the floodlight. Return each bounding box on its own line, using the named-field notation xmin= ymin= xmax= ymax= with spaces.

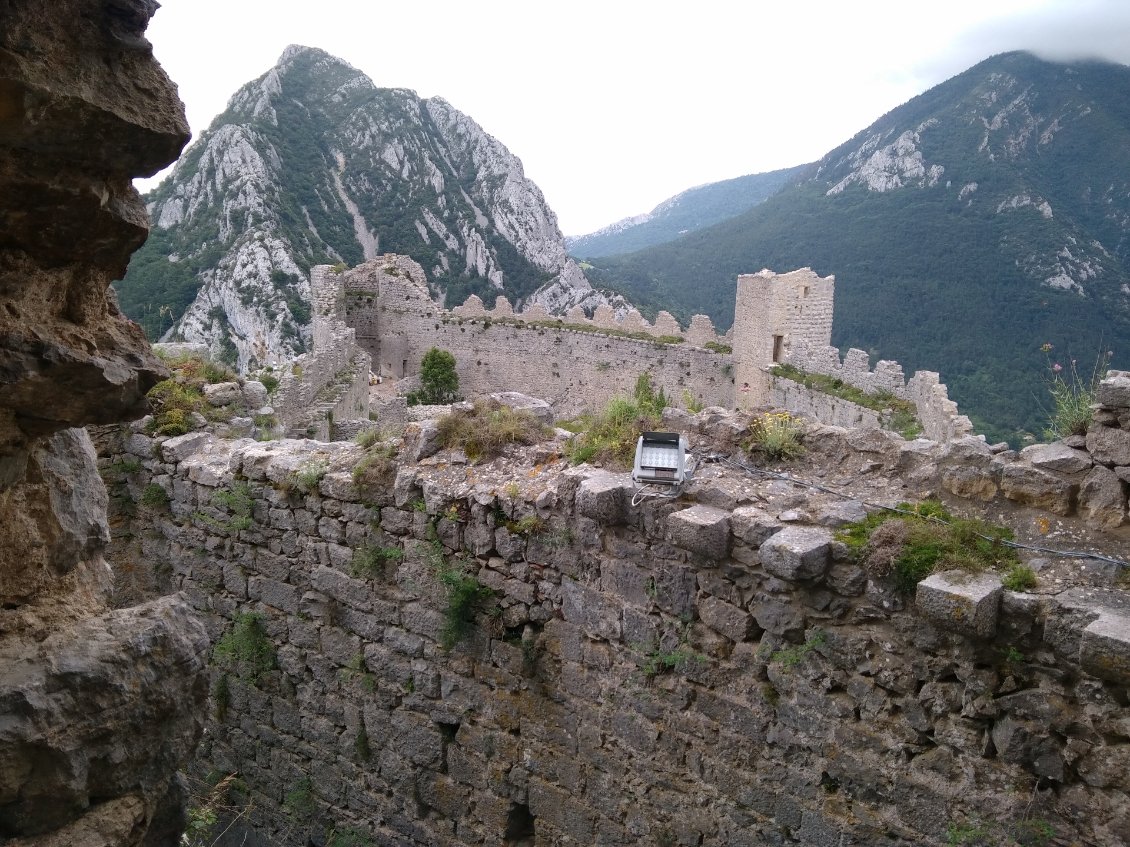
xmin=632 ymin=431 xmax=688 ymax=486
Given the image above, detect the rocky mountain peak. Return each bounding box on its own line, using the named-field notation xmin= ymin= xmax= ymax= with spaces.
xmin=116 ymin=46 xmax=618 ymax=370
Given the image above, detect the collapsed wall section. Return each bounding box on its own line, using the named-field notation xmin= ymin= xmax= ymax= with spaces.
xmin=272 ymin=265 xmax=371 ymax=438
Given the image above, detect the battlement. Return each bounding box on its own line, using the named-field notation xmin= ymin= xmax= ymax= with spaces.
xmin=318 ymin=256 xmax=974 ymax=444
xmin=450 ymin=293 xmax=726 ymax=348
xmin=782 ymin=339 xmax=974 ymax=443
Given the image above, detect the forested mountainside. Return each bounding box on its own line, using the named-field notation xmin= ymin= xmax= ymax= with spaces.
xmin=566 ymin=165 xmax=810 ymax=258
xmin=584 ymin=52 xmax=1130 ymax=443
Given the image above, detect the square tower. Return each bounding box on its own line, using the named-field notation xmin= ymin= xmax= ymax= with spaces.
xmin=732 ymin=268 xmax=834 ymax=408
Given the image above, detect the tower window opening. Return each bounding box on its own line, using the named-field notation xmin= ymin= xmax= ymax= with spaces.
xmin=772 ymin=335 xmax=785 ymax=363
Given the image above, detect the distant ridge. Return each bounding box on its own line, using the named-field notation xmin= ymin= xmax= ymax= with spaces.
xmin=583 ymin=51 xmax=1130 ymax=443
xmin=566 ymin=165 xmax=810 ymax=258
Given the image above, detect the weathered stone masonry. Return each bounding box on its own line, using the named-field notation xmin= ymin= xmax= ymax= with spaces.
xmin=271 ymin=265 xmax=372 ymax=439
xmin=327 ymin=257 xmax=972 ymax=443
xmin=102 ymin=400 xmax=1130 ymax=847
xmin=340 ymin=256 xmax=734 ymax=419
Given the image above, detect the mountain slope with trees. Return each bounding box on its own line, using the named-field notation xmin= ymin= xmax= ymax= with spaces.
xmin=566 ymin=165 xmax=811 ymax=257
xmin=584 ymin=52 xmax=1130 ymax=443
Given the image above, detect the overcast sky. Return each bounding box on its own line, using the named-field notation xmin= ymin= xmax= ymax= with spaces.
xmin=140 ymin=0 xmax=1130 ymax=236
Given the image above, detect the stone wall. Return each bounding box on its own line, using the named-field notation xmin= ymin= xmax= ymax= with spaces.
xmin=101 ymin=402 xmax=1130 ymax=847
xmin=324 ymin=257 xmax=981 ymax=444
xmin=341 ymin=258 xmax=734 ymax=418
xmin=770 ymin=377 xmax=884 ymax=431
xmin=782 ymin=339 xmax=974 ymax=444
xmin=272 ymin=265 xmax=371 ymax=439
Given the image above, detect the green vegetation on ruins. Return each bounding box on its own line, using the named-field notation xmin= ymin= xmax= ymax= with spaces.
xmin=837 ymin=500 xmax=1021 ymax=594
xmin=425 ymin=526 xmax=496 ymax=650
xmin=744 ymin=411 xmax=806 ymax=461
xmin=213 ymin=611 xmax=276 ymax=685
xmin=145 ymin=353 xmax=236 ymax=437
xmin=565 ymin=374 xmax=669 ymax=468
xmin=771 ymin=363 xmax=922 ymax=439
xmin=408 ymin=347 xmax=459 ymax=406
xmin=436 ymin=401 xmax=551 ymax=462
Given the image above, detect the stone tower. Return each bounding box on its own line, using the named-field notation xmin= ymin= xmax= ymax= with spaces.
xmin=732 ymin=268 xmax=834 ymax=408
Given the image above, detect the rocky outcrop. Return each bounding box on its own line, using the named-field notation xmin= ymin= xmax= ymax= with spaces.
xmin=0 ymin=2 xmax=208 ymax=844
xmin=121 ymin=45 xmax=619 ymax=370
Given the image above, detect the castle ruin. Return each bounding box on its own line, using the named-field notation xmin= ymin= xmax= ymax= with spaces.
xmin=299 ymin=255 xmax=972 ymax=444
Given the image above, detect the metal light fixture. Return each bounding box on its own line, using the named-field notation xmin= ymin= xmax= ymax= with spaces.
xmin=632 ymin=431 xmax=688 ymax=487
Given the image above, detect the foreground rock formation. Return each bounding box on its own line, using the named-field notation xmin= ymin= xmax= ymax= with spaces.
xmin=0 ymin=2 xmax=208 ymax=844
xmin=100 ymin=390 xmax=1130 ymax=845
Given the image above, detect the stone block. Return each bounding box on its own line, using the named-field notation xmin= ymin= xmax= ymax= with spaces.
xmin=941 ymin=465 xmax=997 ymax=500
xmin=1078 ymin=464 xmax=1128 ymax=529
xmin=575 ymin=472 xmax=629 ymax=525
xmin=241 ymin=380 xmax=269 ymax=409
xmin=204 ymin=381 xmax=241 ymax=406
xmin=182 ymin=450 xmax=233 ymax=487
xmin=758 ymin=526 xmax=833 ymax=581
xmin=160 ymin=431 xmax=211 ymax=464
xmin=915 ymin=571 xmax=1002 ymax=637
xmin=666 ymin=505 xmax=731 ymax=560
xmin=123 ymin=433 xmax=155 ymax=458
xmin=320 ymin=470 xmax=357 ymax=501
xmin=248 ymin=576 xmax=298 ymax=615
xmin=1097 ymin=372 xmax=1130 ymax=408
xmin=488 ymin=391 xmax=553 ymax=425
xmin=815 ymin=499 xmax=868 ymax=527
xmin=600 ymin=559 xmax=650 ymax=607
xmin=1020 ymin=442 xmax=1093 ymax=475
xmin=561 ymin=577 xmax=621 ymax=642
xmin=752 ymin=600 xmax=805 ymax=639
xmin=1079 ymin=614 xmax=1130 ymax=685
xmin=730 ymin=506 xmax=781 ymax=548
xmin=999 ymin=464 xmax=1074 ymax=514
xmin=403 ymin=419 xmax=442 ymax=462
xmin=1087 ymin=425 xmax=1130 ymax=467
xmin=311 ymin=565 xmax=373 ymax=613
xmin=699 ymin=595 xmax=757 ymax=642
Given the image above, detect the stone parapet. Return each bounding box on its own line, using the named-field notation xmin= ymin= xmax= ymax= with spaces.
xmin=98 ymin=409 xmax=1130 ymax=847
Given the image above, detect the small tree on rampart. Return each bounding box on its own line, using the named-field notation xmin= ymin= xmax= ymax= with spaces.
xmin=416 ymin=347 xmax=459 ymax=405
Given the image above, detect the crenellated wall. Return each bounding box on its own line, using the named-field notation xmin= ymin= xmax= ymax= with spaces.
xmin=341 ymin=258 xmax=734 ymax=418
xmin=335 ymin=259 xmax=975 ymax=443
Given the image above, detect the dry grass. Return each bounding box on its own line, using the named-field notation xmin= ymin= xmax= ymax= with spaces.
xmin=436 ymin=400 xmax=550 ymax=461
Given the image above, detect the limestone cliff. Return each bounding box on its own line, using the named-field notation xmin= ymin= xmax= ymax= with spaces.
xmin=116 ymin=45 xmax=619 ymax=370
xmin=0 ymin=2 xmax=208 ymax=844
